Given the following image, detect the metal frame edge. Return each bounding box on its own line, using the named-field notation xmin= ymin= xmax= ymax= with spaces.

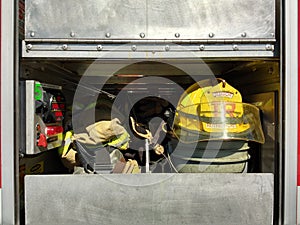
xmin=284 ymin=0 xmax=298 ymax=224
xmin=1 ymin=0 xmax=16 ymax=224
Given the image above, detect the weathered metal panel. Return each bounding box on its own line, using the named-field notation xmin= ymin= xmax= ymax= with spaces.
xmin=25 ymin=0 xmax=275 ymax=41
xmin=25 ymin=174 xmax=274 ymax=225
xmin=25 ymin=0 xmax=147 ymax=40
xmin=147 ymin=0 xmax=275 ymax=40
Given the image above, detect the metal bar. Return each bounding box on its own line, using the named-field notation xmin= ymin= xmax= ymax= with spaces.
xmin=23 ymin=42 xmax=275 ymax=52
xmin=23 ymin=38 xmax=277 ymax=44
xmin=25 ymin=81 xmax=36 ymax=154
xmin=22 ymin=50 xmax=275 ymax=59
xmin=283 ymin=0 xmax=298 ymax=223
xmin=22 ymin=41 xmax=276 ymax=59
xmin=298 ymin=187 xmax=300 ymax=223
xmin=145 ymin=139 xmax=150 ymax=173
xmin=1 ymin=0 xmax=17 ymax=224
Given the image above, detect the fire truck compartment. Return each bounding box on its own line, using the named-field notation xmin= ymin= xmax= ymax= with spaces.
xmin=21 ymin=0 xmax=280 ymax=224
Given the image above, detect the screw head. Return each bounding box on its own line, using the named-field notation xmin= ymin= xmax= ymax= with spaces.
xmin=30 ymin=31 xmax=35 ymax=37
xmin=241 ymin=32 xmax=247 ymax=38
xmin=105 ymin=32 xmax=111 ymax=38
xmin=131 ymin=45 xmax=137 ymax=51
xmin=233 ymin=44 xmax=239 ymax=50
xmin=165 ymin=45 xmax=170 ymax=51
xmin=26 ymin=44 xmax=33 ymax=50
xmin=97 ymin=45 xmax=103 ymax=51
xmin=266 ymin=44 xmax=273 ymax=51
xmin=175 ymin=33 xmax=180 ymax=38
xmin=140 ymin=33 xmax=145 ymax=38
xmin=208 ymin=33 xmax=214 ymax=38
xmin=70 ymin=32 xmax=75 ymax=37
xmin=62 ymin=44 xmax=68 ymax=50
xmin=199 ymin=45 xmax=205 ymax=51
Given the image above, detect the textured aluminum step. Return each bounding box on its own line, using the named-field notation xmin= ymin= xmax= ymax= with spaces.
xmin=25 ymin=173 xmax=273 ymax=225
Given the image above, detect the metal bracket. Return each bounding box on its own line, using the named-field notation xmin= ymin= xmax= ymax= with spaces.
xmin=22 ymin=41 xmax=276 ymax=59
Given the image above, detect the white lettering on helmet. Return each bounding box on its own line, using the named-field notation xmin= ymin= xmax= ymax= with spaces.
xmin=205 ymin=123 xmax=237 ymax=129
xmin=212 ymin=91 xmax=234 ymax=98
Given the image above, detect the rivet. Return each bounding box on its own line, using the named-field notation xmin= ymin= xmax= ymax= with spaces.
xmin=271 ymin=33 xmax=275 ymax=38
xmin=199 ymin=45 xmax=205 ymax=51
xmin=266 ymin=44 xmax=273 ymax=51
xmin=97 ymin=45 xmax=103 ymax=51
xmin=70 ymin=32 xmax=75 ymax=37
xmin=62 ymin=44 xmax=68 ymax=50
xmin=30 ymin=31 xmax=35 ymax=37
xmin=233 ymin=44 xmax=239 ymax=50
xmin=175 ymin=33 xmax=180 ymax=38
xmin=140 ymin=33 xmax=145 ymax=38
xmin=105 ymin=32 xmax=111 ymax=38
xmin=208 ymin=33 xmax=214 ymax=38
xmin=131 ymin=45 xmax=137 ymax=51
xmin=26 ymin=44 xmax=33 ymax=50
xmin=241 ymin=32 xmax=247 ymax=38
xmin=165 ymin=45 xmax=170 ymax=51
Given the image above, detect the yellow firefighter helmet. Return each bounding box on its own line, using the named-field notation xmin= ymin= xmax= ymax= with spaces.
xmin=172 ymin=79 xmax=265 ymax=144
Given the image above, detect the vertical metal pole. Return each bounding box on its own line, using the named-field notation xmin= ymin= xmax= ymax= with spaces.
xmin=283 ymin=0 xmax=298 ymax=223
xmin=1 ymin=0 xmax=16 ymax=224
xmin=145 ymin=139 xmax=150 ymax=173
xmin=1 ymin=0 xmax=17 ymax=224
